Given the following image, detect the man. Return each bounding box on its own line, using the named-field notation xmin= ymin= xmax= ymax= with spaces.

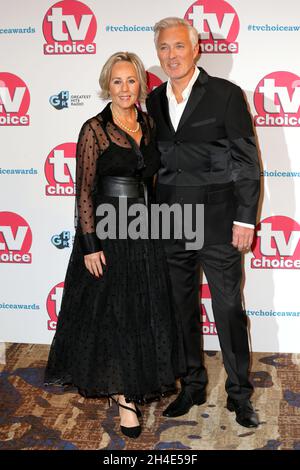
xmin=146 ymin=17 xmax=261 ymax=428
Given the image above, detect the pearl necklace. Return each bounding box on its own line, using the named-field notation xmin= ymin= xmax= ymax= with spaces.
xmin=110 ymin=104 xmax=140 ymax=133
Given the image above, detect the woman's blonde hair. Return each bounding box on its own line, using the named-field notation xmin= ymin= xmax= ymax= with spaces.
xmin=99 ymin=52 xmax=148 ymax=101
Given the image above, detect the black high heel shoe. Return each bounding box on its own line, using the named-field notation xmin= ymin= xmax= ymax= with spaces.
xmin=108 ymin=397 xmax=142 ymax=418
xmin=108 ymin=396 xmax=142 ymax=439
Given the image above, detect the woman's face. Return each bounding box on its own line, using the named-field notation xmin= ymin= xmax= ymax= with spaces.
xmin=109 ymin=61 xmax=140 ymax=111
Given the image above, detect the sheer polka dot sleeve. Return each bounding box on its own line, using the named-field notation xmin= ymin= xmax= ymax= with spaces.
xmin=75 ymin=120 xmax=102 ymax=255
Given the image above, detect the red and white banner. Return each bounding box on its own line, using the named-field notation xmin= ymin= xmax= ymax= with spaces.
xmin=1 ymin=0 xmax=300 ymax=352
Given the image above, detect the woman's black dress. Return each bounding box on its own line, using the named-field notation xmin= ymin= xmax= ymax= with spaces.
xmin=44 ymin=103 xmax=186 ymax=403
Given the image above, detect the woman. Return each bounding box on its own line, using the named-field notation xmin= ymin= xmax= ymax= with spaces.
xmin=44 ymin=52 xmax=186 ymax=439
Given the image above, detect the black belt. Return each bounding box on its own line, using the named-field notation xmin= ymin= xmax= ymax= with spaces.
xmin=97 ymin=176 xmax=152 ymax=206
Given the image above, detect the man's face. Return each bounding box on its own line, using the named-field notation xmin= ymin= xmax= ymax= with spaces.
xmin=156 ymin=25 xmax=199 ymax=81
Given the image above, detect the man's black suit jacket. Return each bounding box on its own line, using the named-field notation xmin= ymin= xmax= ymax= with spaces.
xmin=146 ymin=67 xmax=261 ymax=246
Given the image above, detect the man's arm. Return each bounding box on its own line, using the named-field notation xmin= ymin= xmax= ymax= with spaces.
xmin=225 ymin=85 xmax=261 ymax=224
xmin=224 ymin=85 xmax=261 ymax=250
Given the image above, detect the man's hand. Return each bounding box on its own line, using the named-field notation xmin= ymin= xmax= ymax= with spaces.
xmin=232 ymin=225 xmax=254 ymax=252
xmin=84 ymin=251 xmax=106 ymax=277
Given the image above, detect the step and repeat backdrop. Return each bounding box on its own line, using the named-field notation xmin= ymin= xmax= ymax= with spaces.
xmin=1 ymin=0 xmax=300 ymax=352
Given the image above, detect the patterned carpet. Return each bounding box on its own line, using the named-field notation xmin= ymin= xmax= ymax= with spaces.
xmin=0 ymin=343 xmax=300 ymax=450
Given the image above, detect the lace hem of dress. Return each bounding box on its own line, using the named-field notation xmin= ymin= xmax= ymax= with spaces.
xmin=43 ymin=377 xmax=178 ymax=405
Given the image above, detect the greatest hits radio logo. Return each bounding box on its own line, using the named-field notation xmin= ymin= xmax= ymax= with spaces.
xmin=43 ymin=0 xmax=97 ymax=55
xmin=0 ymin=212 xmax=32 ymax=263
xmin=184 ymin=0 xmax=239 ymax=53
xmin=251 ymin=216 xmax=300 ymax=269
xmin=47 ymin=282 xmax=64 ymax=330
xmin=254 ymin=71 xmax=300 ymax=127
xmin=45 ymin=143 xmax=76 ymax=196
xmin=200 ymin=284 xmax=217 ymax=335
xmin=0 ymin=72 xmax=30 ymax=126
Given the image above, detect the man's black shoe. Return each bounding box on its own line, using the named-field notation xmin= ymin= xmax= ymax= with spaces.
xmin=163 ymin=389 xmax=206 ymax=417
xmin=227 ymin=397 xmax=259 ymax=428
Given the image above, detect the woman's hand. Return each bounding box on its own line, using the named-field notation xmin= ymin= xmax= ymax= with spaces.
xmin=84 ymin=251 xmax=106 ymax=277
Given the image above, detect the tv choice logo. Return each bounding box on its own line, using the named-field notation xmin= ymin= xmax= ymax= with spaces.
xmin=146 ymin=72 xmax=163 ymax=93
xmin=200 ymin=284 xmax=217 ymax=335
xmin=184 ymin=0 xmax=239 ymax=54
xmin=47 ymin=282 xmax=64 ymax=330
xmin=136 ymin=72 xmax=163 ymax=111
xmin=0 ymin=72 xmax=30 ymax=126
xmin=251 ymin=216 xmax=300 ymax=269
xmin=45 ymin=143 xmax=76 ymax=196
xmin=0 ymin=212 xmax=32 ymax=264
xmin=43 ymin=0 xmax=97 ymax=55
xmin=254 ymin=71 xmax=300 ymax=127
xmin=51 ymin=230 xmax=73 ymax=249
